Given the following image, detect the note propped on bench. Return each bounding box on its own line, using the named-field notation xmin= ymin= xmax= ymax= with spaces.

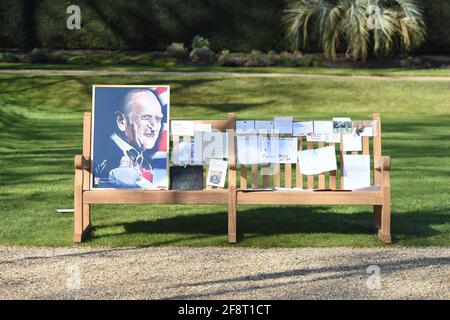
xmin=342 ymin=155 xmax=371 ymax=190
xmin=298 ymin=146 xmax=337 ymax=175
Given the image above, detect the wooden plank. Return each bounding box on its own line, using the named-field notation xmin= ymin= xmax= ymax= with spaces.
xmin=227 ymin=112 xmax=237 ymax=243
xmin=274 ymin=163 xmax=281 ymax=187
xmin=285 ymin=163 xmax=292 ymax=188
xmin=237 ymin=190 xmax=383 ymax=205
xmin=372 ymin=113 xmax=382 ymax=185
xmin=73 ymin=162 xmax=83 ymax=242
xmin=82 ymin=113 xmax=91 ymax=228
xmin=318 ymin=141 xmax=325 ymax=189
xmin=296 ymin=138 xmax=303 ymax=188
xmin=205 ymin=163 xmax=212 ymax=190
xmin=240 ymin=165 xmax=247 ymax=189
xmin=262 ymin=164 xmax=270 ymax=187
xmin=307 ymin=141 xmax=314 ymax=189
xmin=378 ymin=163 xmax=391 ymax=243
xmin=363 ymin=136 xmax=370 ymax=155
xmin=84 ymin=189 xmax=229 ymax=205
xmin=340 ymin=136 xmax=346 ymax=190
xmin=251 ymin=164 xmax=258 ymax=188
xmin=329 ymin=142 xmax=337 ymax=190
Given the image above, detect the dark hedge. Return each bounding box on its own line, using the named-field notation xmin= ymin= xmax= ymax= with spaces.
xmin=0 ymin=0 xmax=448 ymax=53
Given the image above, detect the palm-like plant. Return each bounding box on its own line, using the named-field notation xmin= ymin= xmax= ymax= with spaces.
xmin=283 ymin=0 xmax=426 ymax=61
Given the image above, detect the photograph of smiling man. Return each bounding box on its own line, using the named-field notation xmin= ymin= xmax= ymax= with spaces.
xmin=92 ymin=86 xmax=170 ymax=189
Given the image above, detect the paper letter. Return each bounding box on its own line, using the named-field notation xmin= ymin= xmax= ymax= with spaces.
xmin=298 ymin=146 xmax=337 ymax=175
xmin=342 ymin=155 xmax=370 ymax=190
xmin=293 ymin=121 xmax=313 ymax=136
xmin=313 ymin=121 xmax=333 ymax=134
xmin=274 ymin=117 xmax=293 ymax=134
xmin=342 ymin=134 xmax=362 ymax=152
xmin=171 ymin=121 xmax=195 ymax=136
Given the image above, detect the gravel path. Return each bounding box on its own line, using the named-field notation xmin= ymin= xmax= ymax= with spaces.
xmin=0 ymin=246 xmax=449 ymax=300
xmin=1 ymin=69 xmax=450 ymax=82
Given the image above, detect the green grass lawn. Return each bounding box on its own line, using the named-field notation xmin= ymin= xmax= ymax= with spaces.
xmin=0 ymin=71 xmax=449 ymax=247
xmin=1 ymin=62 xmax=450 ymax=77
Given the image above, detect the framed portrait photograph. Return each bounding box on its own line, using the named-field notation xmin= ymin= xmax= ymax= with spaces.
xmin=91 ymin=85 xmax=170 ymax=190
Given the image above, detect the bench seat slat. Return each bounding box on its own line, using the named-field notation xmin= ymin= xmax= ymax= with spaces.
xmin=84 ymin=189 xmax=228 ymax=205
xmin=237 ymin=189 xmax=382 ymax=205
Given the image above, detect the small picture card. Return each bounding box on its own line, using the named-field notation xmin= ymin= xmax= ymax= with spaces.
xmin=207 ymin=159 xmax=228 ymax=188
xmin=171 ymin=120 xmax=195 ymax=136
xmin=236 ymin=120 xmax=255 ymax=134
xmin=255 ymin=120 xmax=274 ymax=134
xmin=293 ymin=121 xmax=314 ymax=136
xmin=333 ymin=117 xmax=352 ymax=134
xmin=313 ymin=121 xmax=333 ymax=134
xmin=352 ymin=121 xmax=377 ymax=136
xmin=342 ymin=134 xmax=362 ymax=152
xmin=274 ymin=116 xmax=293 ymax=134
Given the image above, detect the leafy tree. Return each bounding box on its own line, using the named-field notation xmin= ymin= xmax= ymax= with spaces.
xmin=283 ymin=0 xmax=426 ymax=61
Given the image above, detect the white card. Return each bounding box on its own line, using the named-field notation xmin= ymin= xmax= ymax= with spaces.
xmin=195 ymin=123 xmax=212 ymax=133
xmin=193 ymin=131 xmax=204 ymax=164
xmin=236 ymin=120 xmax=255 ymax=134
xmin=324 ymin=134 xmax=341 ymax=143
xmin=313 ymin=121 xmax=334 ymax=134
xmin=171 ymin=120 xmax=195 ymax=136
xmin=343 ymin=155 xmax=370 ymax=190
xmin=306 ymin=133 xmax=326 ymax=142
xmin=333 ymin=117 xmax=352 ymax=134
xmin=207 ymin=159 xmax=228 ymax=188
xmin=237 ymin=135 xmax=259 ymax=165
xmin=293 ymin=121 xmax=313 ymax=136
xmin=202 ymin=132 xmax=228 ymax=162
xmin=274 ymin=117 xmax=293 ymax=134
xmin=258 ymin=136 xmax=278 ymax=164
xmin=342 ymin=134 xmax=362 ymax=151
xmin=255 ymin=121 xmax=274 ymax=134
xmin=276 ymin=138 xmax=298 ymax=163
xmin=177 ymin=141 xmax=194 ymax=164
xmin=298 ymin=146 xmax=337 ymax=175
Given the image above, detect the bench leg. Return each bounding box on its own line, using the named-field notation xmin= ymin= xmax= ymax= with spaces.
xmin=373 ymin=205 xmax=382 ymax=232
xmin=74 ymin=168 xmax=84 ymax=243
xmin=374 ymin=194 xmax=391 ymax=244
xmin=228 ymin=187 xmax=237 ymax=243
xmin=378 ymin=204 xmax=391 ymax=244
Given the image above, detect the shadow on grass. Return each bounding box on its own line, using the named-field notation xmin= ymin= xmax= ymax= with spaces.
xmin=92 ymin=206 xmax=449 ymax=245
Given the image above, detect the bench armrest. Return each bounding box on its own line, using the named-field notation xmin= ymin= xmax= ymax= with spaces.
xmin=74 ymin=155 xmax=91 ymax=170
xmin=375 ymin=156 xmax=391 ymax=171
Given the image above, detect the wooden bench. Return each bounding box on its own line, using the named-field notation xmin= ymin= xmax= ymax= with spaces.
xmin=74 ymin=112 xmax=391 ymax=244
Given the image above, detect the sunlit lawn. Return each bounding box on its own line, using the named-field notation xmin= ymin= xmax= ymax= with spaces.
xmin=0 ymin=71 xmax=449 ymax=247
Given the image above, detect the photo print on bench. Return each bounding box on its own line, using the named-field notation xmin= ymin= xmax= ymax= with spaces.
xmin=91 ymin=85 xmax=170 ymax=190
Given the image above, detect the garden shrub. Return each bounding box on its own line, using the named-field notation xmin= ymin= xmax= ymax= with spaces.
xmin=190 ymin=47 xmax=216 ymax=65
xmin=192 ymin=36 xmax=210 ymax=50
xmin=0 ymin=52 xmax=21 ymax=63
xmin=166 ymin=43 xmax=188 ymax=59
